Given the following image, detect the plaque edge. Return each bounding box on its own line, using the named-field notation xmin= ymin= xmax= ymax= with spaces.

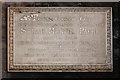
xmin=7 ymin=7 xmax=113 ymax=72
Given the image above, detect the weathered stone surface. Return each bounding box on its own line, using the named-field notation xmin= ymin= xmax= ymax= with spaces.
xmin=8 ymin=7 xmax=112 ymax=72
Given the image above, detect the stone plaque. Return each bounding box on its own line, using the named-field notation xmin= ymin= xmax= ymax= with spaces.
xmin=7 ymin=7 xmax=112 ymax=72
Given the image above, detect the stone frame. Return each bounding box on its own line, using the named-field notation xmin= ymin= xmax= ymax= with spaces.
xmin=7 ymin=7 xmax=113 ymax=72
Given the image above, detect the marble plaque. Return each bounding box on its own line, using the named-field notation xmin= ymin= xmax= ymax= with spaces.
xmin=7 ymin=7 xmax=112 ymax=72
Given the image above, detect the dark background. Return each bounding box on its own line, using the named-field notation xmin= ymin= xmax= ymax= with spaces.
xmin=2 ymin=2 xmax=120 ymax=78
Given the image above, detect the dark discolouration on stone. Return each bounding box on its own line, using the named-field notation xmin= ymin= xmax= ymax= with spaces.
xmin=0 ymin=1 xmax=2 ymax=80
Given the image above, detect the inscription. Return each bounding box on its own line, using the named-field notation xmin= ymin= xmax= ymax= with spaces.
xmin=14 ymin=11 xmax=107 ymax=65
xmin=20 ymin=27 xmax=96 ymax=35
xmin=20 ymin=14 xmax=39 ymax=21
